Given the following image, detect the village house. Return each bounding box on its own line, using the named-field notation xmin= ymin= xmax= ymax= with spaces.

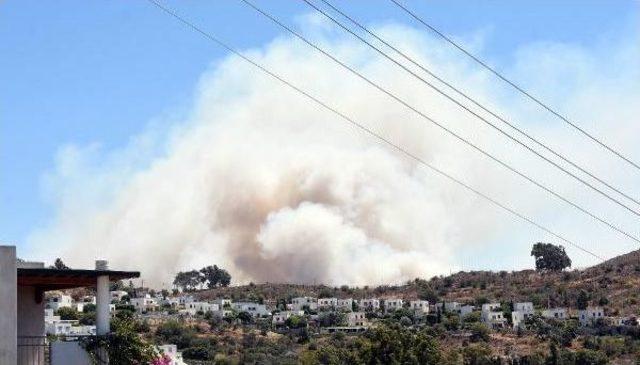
xmin=444 ymin=301 xmax=461 ymax=313
xmin=384 ymin=298 xmax=403 ymax=313
xmin=232 ymin=302 xmax=270 ymax=317
xmin=481 ymin=303 xmax=506 ymax=329
xmin=45 ymin=292 xmax=73 ymax=311
xmin=410 ymin=300 xmax=430 ymax=316
xmin=359 ymin=298 xmax=380 ymax=311
xmin=272 ymin=310 xmax=304 ymax=326
xmin=211 ymin=298 xmax=232 ymax=308
xmin=110 ymin=290 xmax=128 ymax=302
xmin=346 ymin=312 xmax=368 ymax=327
xmin=511 ymin=302 xmax=534 ymax=329
xmin=182 ymin=301 xmax=219 ymax=316
xmin=542 ymin=307 xmax=567 ymax=320
xmin=460 ymin=305 xmax=475 ymax=317
xmin=579 ymin=307 xmax=604 ymax=327
xmin=74 ymin=295 xmax=97 ymax=312
xmin=290 ymin=296 xmax=318 ymax=311
xmin=130 ymin=295 xmax=159 ymax=313
xmin=336 ymin=298 xmax=353 ymax=312
xmin=318 ymin=297 xmax=338 ymax=309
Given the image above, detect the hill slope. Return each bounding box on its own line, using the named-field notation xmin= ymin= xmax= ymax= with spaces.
xmin=196 ymin=249 xmax=640 ymax=315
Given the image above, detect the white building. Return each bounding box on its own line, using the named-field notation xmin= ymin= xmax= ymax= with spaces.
xmin=130 ymin=296 xmax=159 ymax=313
xmin=542 ymin=308 xmax=567 ymax=320
xmin=211 ymin=298 xmax=232 ymax=308
xmin=410 ymin=300 xmax=430 ymax=316
xmin=444 ymin=302 xmax=461 ymax=313
xmin=162 ymin=297 xmax=181 ymax=308
xmin=272 ymin=311 xmax=304 ymax=326
xmin=110 ymin=290 xmax=129 ymax=302
xmin=182 ymin=301 xmax=219 ymax=316
xmin=318 ymin=298 xmax=338 ymax=309
xmin=158 ymin=344 xmax=187 ymax=365
xmin=384 ymin=298 xmax=403 ymax=313
xmin=578 ymin=307 xmax=604 ymax=327
xmin=74 ymin=296 xmax=96 ymax=312
xmin=46 ymin=293 xmax=73 ymax=311
xmin=359 ymin=298 xmax=380 ymax=311
xmin=346 ymin=312 xmax=367 ymax=327
xmin=336 ymin=299 xmax=353 ymax=312
xmin=514 ymin=302 xmax=534 ymax=313
xmin=232 ymin=302 xmax=270 ymax=317
xmin=512 ymin=302 xmax=535 ymax=329
xmin=481 ymin=303 xmax=506 ymax=328
xmin=460 ymin=305 xmax=474 ymax=317
xmin=290 ymin=297 xmax=318 ymax=311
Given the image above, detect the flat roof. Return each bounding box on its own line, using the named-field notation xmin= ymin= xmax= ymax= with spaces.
xmin=18 ymin=268 xmax=140 ymax=290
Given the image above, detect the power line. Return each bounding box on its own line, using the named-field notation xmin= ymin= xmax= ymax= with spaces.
xmin=237 ymin=0 xmax=640 ymax=244
xmin=310 ymin=0 xmax=640 ymax=210
xmin=389 ymin=0 xmax=640 ymax=172
xmin=144 ymin=0 xmax=605 ymax=261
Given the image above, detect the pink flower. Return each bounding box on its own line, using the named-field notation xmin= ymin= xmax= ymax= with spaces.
xmin=150 ymin=355 xmax=172 ymax=365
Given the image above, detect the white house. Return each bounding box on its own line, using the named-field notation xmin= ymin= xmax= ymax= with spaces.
xmin=514 ymin=302 xmax=534 ymax=313
xmin=481 ymin=303 xmax=506 ymax=328
xmin=460 ymin=305 xmax=475 ymax=318
xmin=272 ymin=311 xmax=304 ymax=326
xmin=318 ymin=297 xmax=338 ymax=309
xmin=359 ymin=298 xmax=380 ymax=311
xmin=232 ymin=302 xmax=270 ymax=317
xmin=130 ymin=296 xmax=159 ymax=313
xmin=512 ymin=302 xmax=535 ymax=329
xmin=158 ymin=344 xmax=187 ymax=365
xmin=444 ymin=302 xmax=461 ymax=313
xmin=74 ymin=296 xmax=96 ymax=312
xmin=162 ymin=297 xmax=181 ymax=308
xmin=110 ymin=290 xmax=129 ymax=302
xmin=384 ymin=298 xmax=403 ymax=313
xmin=290 ymin=297 xmax=318 ymax=311
xmin=578 ymin=307 xmax=604 ymax=327
xmin=410 ymin=300 xmax=430 ymax=316
xmin=542 ymin=308 xmax=567 ymax=320
xmin=182 ymin=301 xmax=219 ymax=316
xmin=212 ymin=298 xmax=232 ymax=308
xmin=336 ymin=299 xmax=353 ymax=312
xmin=46 ymin=293 xmax=73 ymax=311
xmin=346 ymin=312 xmax=367 ymax=327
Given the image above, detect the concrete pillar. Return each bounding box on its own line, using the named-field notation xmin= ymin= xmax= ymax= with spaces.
xmin=95 ymin=260 xmax=110 ymax=336
xmin=0 ymin=246 xmax=18 ymax=365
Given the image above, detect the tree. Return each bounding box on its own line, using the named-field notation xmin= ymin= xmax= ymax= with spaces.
xmin=57 ymin=307 xmax=79 ymax=320
xmin=199 ymin=265 xmax=231 ymax=288
xmin=172 ymin=270 xmax=202 ymax=292
xmin=81 ymin=317 xmax=159 ymax=365
xmin=50 ymin=258 xmax=70 ymax=270
xmin=576 ymin=290 xmax=590 ymax=310
xmin=531 ymin=242 xmax=571 ymax=272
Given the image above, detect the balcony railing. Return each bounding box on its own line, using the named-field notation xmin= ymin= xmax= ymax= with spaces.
xmin=17 ymin=336 xmax=49 ymax=365
xmin=18 ymin=335 xmax=106 ymax=365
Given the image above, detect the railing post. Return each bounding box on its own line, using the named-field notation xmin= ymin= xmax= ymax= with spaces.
xmin=0 ymin=246 xmax=17 ymax=365
xmin=95 ymin=260 xmax=110 ymax=364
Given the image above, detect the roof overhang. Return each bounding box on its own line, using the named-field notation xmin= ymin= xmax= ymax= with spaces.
xmin=17 ymin=268 xmax=140 ymax=291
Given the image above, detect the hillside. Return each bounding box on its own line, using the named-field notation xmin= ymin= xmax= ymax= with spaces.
xmin=196 ymin=249 xmax=640 ymax=316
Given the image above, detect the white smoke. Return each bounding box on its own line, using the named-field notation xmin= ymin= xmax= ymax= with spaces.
xmin=27 ymin=19 xmax=640 ymax=286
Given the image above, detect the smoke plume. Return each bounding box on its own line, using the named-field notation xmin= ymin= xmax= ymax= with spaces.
xmin=27 ymin=20 xmax=640 ymax=286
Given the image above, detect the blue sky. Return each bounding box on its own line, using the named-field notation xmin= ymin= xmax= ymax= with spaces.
xmin=1 ymin=0 xmax=638 ymax=254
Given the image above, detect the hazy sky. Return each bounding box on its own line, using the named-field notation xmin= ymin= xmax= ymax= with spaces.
xmin=1 ymin=1 xmax=639 ymax=282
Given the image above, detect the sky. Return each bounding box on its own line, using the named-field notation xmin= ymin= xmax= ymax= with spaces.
xmin=1 ymin=1 xmax=639 ymax=285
